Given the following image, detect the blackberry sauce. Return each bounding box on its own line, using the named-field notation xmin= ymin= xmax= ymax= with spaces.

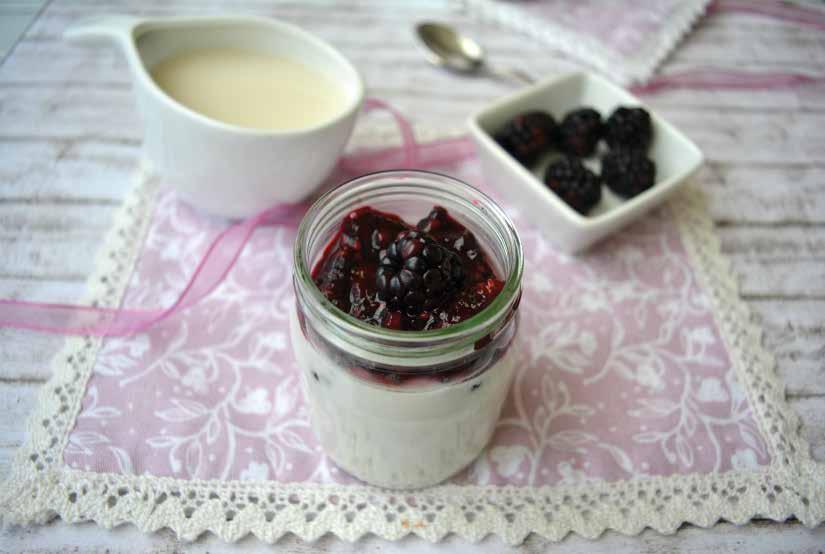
xmin=311 ymin=206 xmax=504 ymax=332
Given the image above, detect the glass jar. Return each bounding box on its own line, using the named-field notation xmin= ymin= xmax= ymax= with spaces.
xmin=291 ymin=170 xmax=523 ymax=489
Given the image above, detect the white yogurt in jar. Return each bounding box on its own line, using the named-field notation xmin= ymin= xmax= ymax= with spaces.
xmin=289 ymin=307 xmax=518 ymax=489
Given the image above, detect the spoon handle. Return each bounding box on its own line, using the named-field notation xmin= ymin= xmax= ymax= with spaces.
xmin=485 ymin=65 xmax=535 ymax=85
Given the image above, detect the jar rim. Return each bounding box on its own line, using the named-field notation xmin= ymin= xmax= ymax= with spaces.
xmin=293 ymin=169 xmax=523 ymax=355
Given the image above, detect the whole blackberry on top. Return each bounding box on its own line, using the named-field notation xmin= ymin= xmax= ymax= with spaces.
xmin=494 ymin=111 xmax=558 ymax=165
xmin=376 ymin=230 xmax=465 ymax=314
xmin=544 ymin=157 xmax=602 ymax=214
xmin=604 ymin=106 xmax=652 ymax=151
xmin=559 ymin=108 xmax=603 ymax=157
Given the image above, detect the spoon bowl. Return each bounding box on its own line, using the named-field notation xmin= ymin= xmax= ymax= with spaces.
xmin=415 ymin=21 xmax=533 ymax=84
xmin=416 ymin=22 xmax=485 ymax=74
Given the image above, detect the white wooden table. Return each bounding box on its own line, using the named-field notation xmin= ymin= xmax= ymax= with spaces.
xmin=1 ymin=1 xmax=824 ymax=551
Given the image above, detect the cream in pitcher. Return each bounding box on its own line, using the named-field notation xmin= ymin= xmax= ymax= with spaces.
xmin=150 ymin=48 xmax=347 ymax=131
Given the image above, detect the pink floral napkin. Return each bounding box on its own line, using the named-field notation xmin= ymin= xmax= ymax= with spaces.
xmin=464 ymin=0 xmax=712 ymax=84
xmin=64 ymin=151 xmax=769 ymax=488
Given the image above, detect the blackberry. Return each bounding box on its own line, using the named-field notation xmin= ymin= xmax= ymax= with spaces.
xmin=416 ymin=205 xmax=450 ymax=235
xmin=376 ymin=230 xmax=464 ymax=314
xmin=494 ymin=111 xmax=558 ymax=166
xmin=604 ymin=106 xmax=652 ymax=151
xmin=559 ymin=107 xmax=603 ymax=157
xmin=544 ymin=157 xmax=602 ymax=215
xmin=602 ymin=149 xmax=656 ymax=198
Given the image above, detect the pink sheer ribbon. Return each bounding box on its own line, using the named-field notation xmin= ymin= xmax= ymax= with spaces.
xmin=4 ymin=5 xmax=825 ymax=337
xmin=709 ymin=0 xmax=825 ymax=30
xmin=633 ymin=69 xmax=825 ymax=95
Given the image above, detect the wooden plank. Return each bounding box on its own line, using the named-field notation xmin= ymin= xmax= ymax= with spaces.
xmin=0 ymin=41 xmax=134 ymax=84
xmin=719 ymin=225 xmax=825 ymax=298
xmin=0 ymin=445 xmax=17 ymax=481
xmin=0 ymin=276 xmax=87 ymax=301
xmin=0 ymin=278 xmax=87 ymax=383
xmin=43 ymin=0 xmax=446 ymax=17
xmin=794 ymin=396 xmax=825 ymax=463
xmin=0 ymin=1 xmax=48 ymax=8
xmin=0 ymin=8 xmax=40 ymax=60
xmin=674 ymin=22 xmax=825 ymax=70
xmin=0 ymin=329 xmax=77 ymax=383
xmin=751 ymin=300 xmax=825 ymax=397
xmin=0 ymin=382 xmax=39 ymax=448
xmin=0 ymin=203 xmax=116 ymax=279
xmin=644 ymin=81 xmax=825 ymax=113
xmin=22 ymin=0 xmax=454 ymax=43
xmin=661 ymin=109 xmax=825 ymax=165
xmin=0 ymin=85 xmax=140 ymax=140
xmin=702 ymin=163 xmax=825 ymax=225
xmin=0 ymin=139 xmax=139 ymax=202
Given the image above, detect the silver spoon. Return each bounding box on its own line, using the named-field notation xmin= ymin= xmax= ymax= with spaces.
xmin=415 ymin=21 xmax=534 ymax=85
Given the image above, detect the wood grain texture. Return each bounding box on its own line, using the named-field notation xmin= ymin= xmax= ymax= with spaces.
xmin=0 ymin=0 xmax=823 ymax=551
xmin=3 ymin=519 xmax=825 ymax=554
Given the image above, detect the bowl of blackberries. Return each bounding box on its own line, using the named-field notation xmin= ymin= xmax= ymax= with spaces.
xmin=468 ymin=72 xmax=703 ymax=253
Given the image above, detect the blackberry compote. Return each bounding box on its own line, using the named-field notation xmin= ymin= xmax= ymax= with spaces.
xmin=311 ymin=205 xmax=504 ymax=331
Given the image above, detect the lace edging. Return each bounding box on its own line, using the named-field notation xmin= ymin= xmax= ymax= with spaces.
xmin=1 ymin=151 xmax=823 ymax=545
xmin=463 ymin=0 xmax=712 ymax=85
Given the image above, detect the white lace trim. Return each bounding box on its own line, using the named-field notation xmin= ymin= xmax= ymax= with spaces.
xmin=463 ymin=0 xmax=712 ymax=85
xmin=1 ymin=134 xmax=823 ymax=544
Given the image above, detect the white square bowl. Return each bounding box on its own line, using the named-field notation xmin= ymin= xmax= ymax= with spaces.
xmin=468 ymin=71 xmax=704 ymax=254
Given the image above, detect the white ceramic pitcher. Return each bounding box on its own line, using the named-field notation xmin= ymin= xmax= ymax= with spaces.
xmin=65 ymin=15 xmax=365 ymax=218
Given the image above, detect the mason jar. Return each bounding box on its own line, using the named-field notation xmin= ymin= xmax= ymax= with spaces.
xmin=290 ymin=170 xmax=523 ymax=489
